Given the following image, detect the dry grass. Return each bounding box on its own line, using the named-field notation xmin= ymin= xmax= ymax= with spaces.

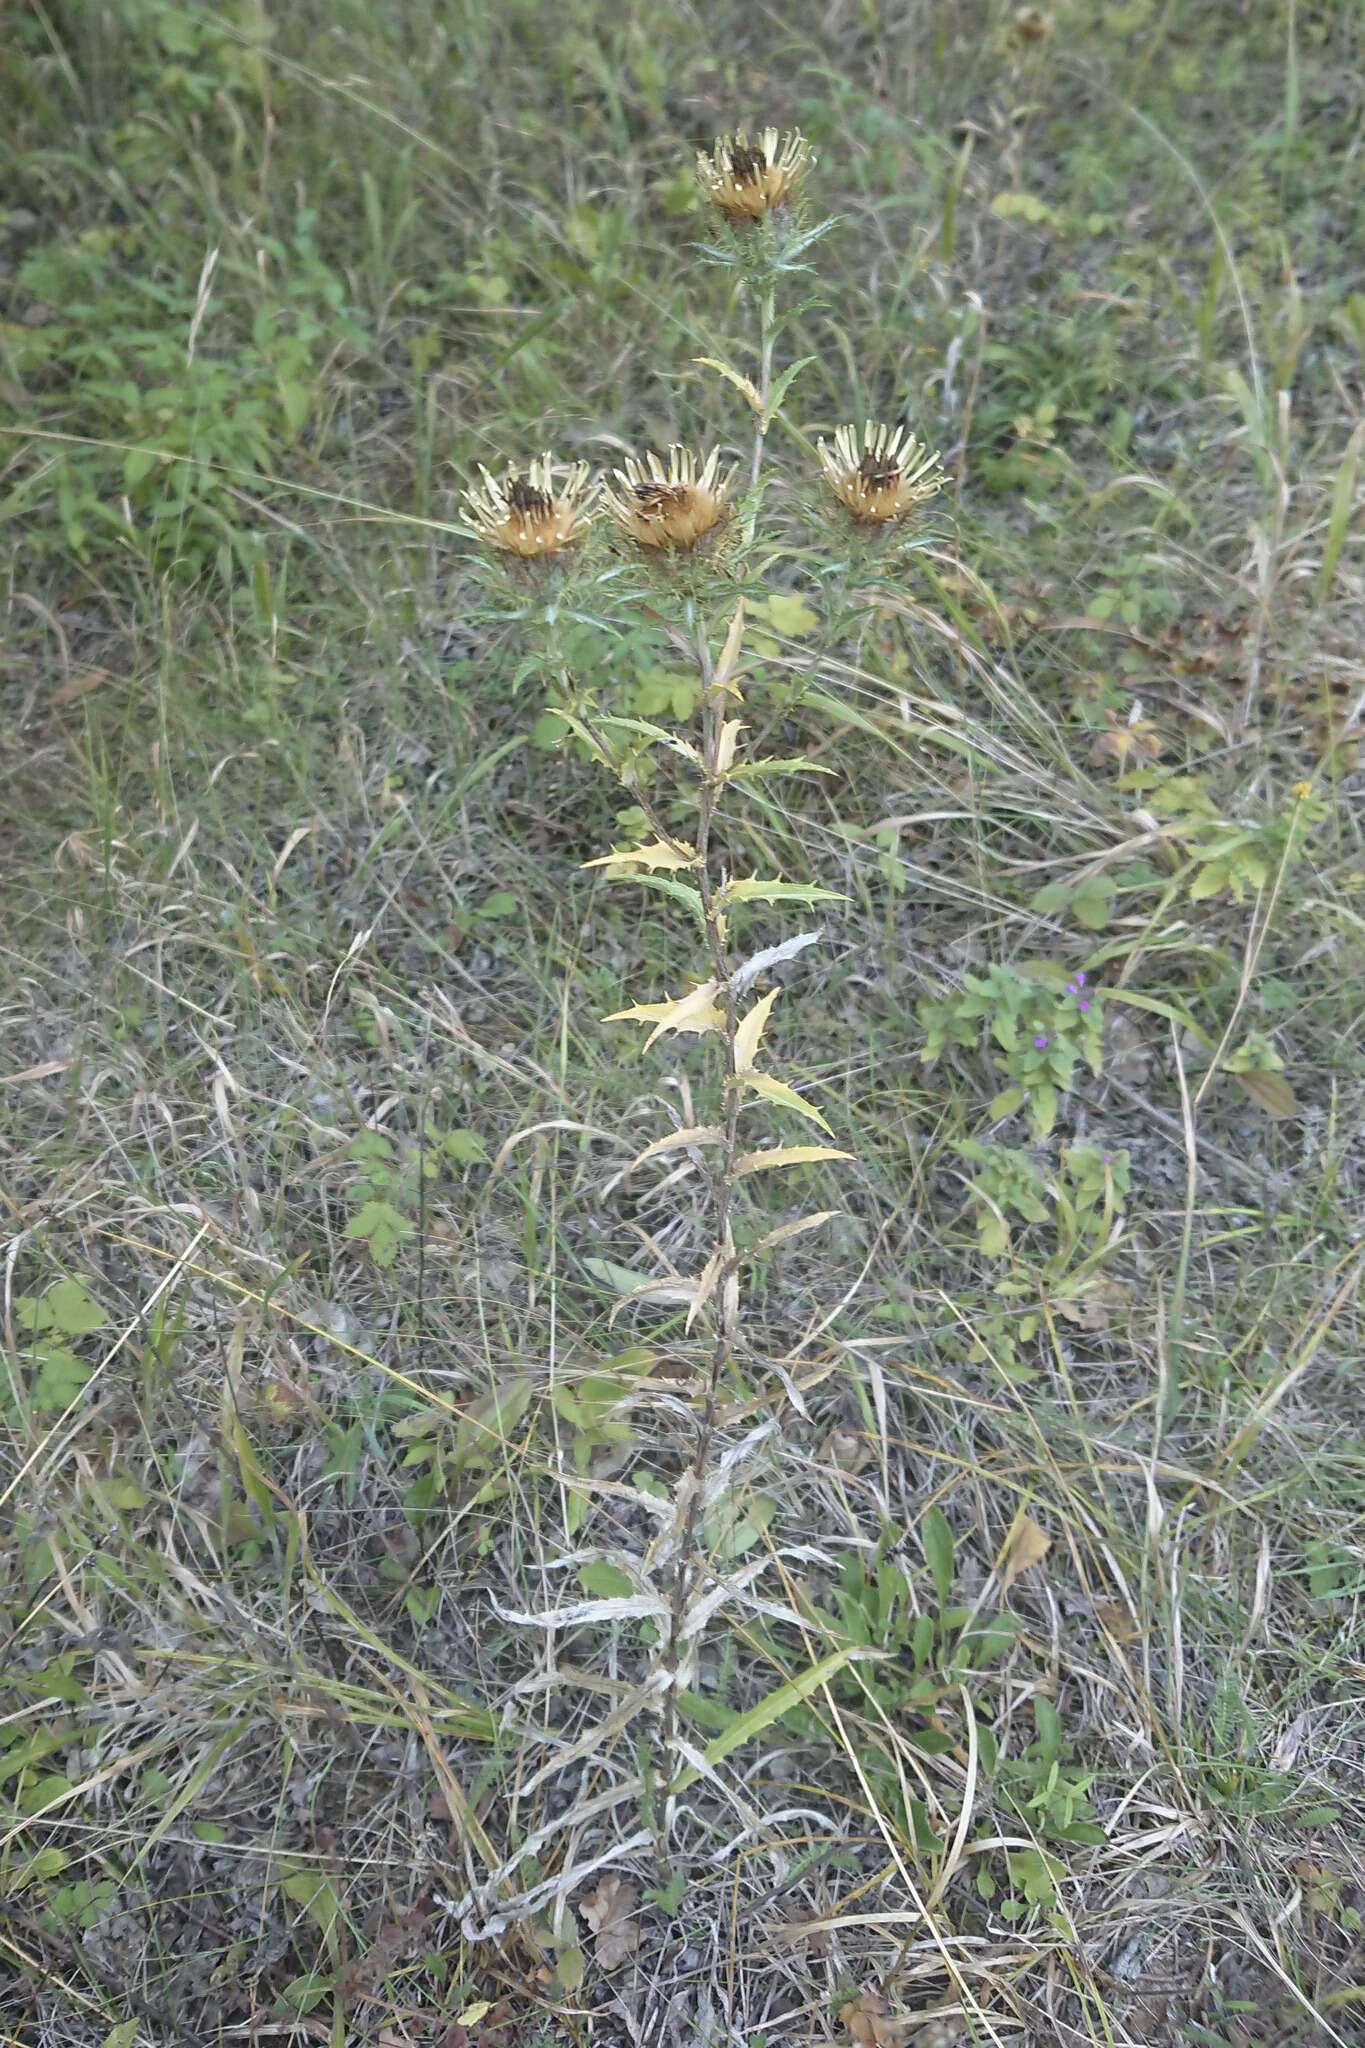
xmin=3 ymin=2 xmax=1364 ymax=2045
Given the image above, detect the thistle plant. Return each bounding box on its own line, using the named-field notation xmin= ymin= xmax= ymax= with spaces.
xmin=459 ymin=125 xmax=947 ymax=1877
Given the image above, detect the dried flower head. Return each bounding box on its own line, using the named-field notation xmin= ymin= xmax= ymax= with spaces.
xmin=696 ymin=128 xmax=810 ymax=221
xmin=602 ymin=444 xmax=734 ymax=551
xmin=460 ymin=453 xmax=593 ymax=557
xmin=818 ymin=421 xmax=946 ymax=523
xmin=1010 ymin=7 xmax=1054 ymax=42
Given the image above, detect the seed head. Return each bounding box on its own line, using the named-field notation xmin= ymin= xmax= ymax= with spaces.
xmin=460 ymin=452 xmax=593 ymax=557
xmin=696 ymin=128 xmax=811 ymax=221
xmin=602 ymin=444 xmax=734 ymax=551
xmin=818 ymin=421 xmax=947 ymax=523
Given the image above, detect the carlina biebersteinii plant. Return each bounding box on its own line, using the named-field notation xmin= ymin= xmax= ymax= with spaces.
xmin=695 ymin=126 xmax=811 ymax=221
xmin=458 ymin=451 xmax=594 ymax=557
xmin=451 ymin=119 xmax=956 ymax=1905
xmin=818 ymin=420 xmax=946 ymax=522
xmin=600 ymin=443 xmax=734 ymax=551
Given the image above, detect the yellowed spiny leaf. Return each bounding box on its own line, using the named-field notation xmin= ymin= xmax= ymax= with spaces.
xmin=733 ymin=1145 xmax=852 ymax=1176
xmin=603 ymin=979 xmax=725 ymax=1050
xmin=631 ymin=1124 xmax=725 ymax=1166
xmin=733 ymin=986 xmax=780 ymax=1075
xmin=710 ymin=598 xmax=747 ymax=700
xmin=716 ymin=719 xmax=744 ymax=776
xmin=581 ymin=839 xmax=699 ymax=873
xmin=738 ymin=1070 xmax=833 ymax=1133
xmin=694 ymin=358 xmax=762 ymax=413
xmin=685 ymin=1249 xmax=726 ymax=1332
xmin=747 ymin=1210 xmax=843 ymax=1257
xmin=998 ymin=1511 xmax=1051 ymax=1594
xmin=607 ymin=1274 xmax=703 ymax=1323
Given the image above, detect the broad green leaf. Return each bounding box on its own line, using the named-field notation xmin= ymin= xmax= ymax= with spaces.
xmin=732 ymin=1145 xmax=851 ymax=1175
xmin=1034 ymin=1694 xmax=1062 ymax=1765
xmin=282 ymin=1866 xmax=343 ymax=1948
xmin=31 ymin=1344 xmax=93 ymax=1414
xmin=991 ymin=190 xmax=1053 ymax=223
xmin=344 ymin=1199 xmax=411 ymax=1267
xmin=921 ymin=1505 xmax=955 ymax=1609
xmin=477 ymin=890 xmax=518 ymax=919
xmin=1072 ymin=876 xmax=1115 ymax=930
xmin=16 ymin=1278 xmax=106 ymax=1335
xmin=1231 ymin=1069 xmax=1298 ymax=1117
xmin=442 ymin=1128 xmax=489 ymax=1164
xmin=455 ymin=1376 xmax=534 ymax=1464
xmin=583 ymin=1256 xmax=656 ymax=1296
xmin=578 ymin=1561 xmax=635 ymax=1600
xmin=703 ymin=1490 xmax=778 ymax=1562
xmin=1029 ymin=1082 xmax=1058 ymax=1136
xmin=988 ymin=1086 xmax=1026 ymax=1121
xmin=750 ymin=590 xmax=819 ymax=637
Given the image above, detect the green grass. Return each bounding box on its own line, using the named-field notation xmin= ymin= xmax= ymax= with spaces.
xmin=3 ymin=1 xmax=1364 ymax=2043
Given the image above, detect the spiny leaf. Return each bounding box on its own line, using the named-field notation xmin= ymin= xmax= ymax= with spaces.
xmin=624 ymin=873 xmax=707 ymax=930
xmin=685 ymin=1249 xmax=726 ymax=1332
xmin=733 ymin=987 xmax=780 ymax=1074
xmin=632 ymin=1124 xmax=725 ymax=1165
xmin=603 ymin=980 xmax=726 ymax=1049
xmin=761 ymin=354 xmax=817 ymax=429
xmin=737 ymin=1070 xmax=833 ymax=1133
xmin=725 ymin=754 xmax=837 ymax=782
xmin=596 ymin=714 xmax=701 ymax=762
xmin=708 ymin=599 xmax=748 ymax=702
xmin=732 ymin=1145 xmax=852 ymax=1176
xmin=718 ymin=878 xmax=844 ymax=910
xmin=694 ymin=356 xmax=762 ymax=412
xmin=746 ymin=1210 xmax=843 ymax=1258
xmin=581 ymin=839 xmax=698 ymax=872
xmin=715 ymin=718 xmax=744 ymax=775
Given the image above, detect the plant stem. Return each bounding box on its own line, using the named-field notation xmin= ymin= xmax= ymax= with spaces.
xmin=749 ymin=284 xmax=776 ymax=491
xmin=656 ymin=617 xmax=745 ymax=1829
